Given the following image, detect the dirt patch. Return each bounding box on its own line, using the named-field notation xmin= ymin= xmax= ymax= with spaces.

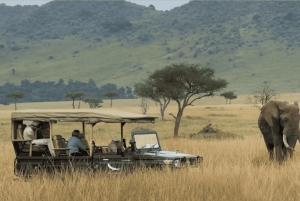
xmin=190 ymin=124 xmax=243 ymax=140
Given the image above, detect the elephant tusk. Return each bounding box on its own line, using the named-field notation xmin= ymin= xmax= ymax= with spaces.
xmin=283 ymin=135 xmax=292 ymax=149
xmin=283 ymin=135 xmax=297 ymax=151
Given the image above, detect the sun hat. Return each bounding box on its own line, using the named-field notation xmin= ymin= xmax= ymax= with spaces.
xmin=112 ymin=137 xmax=119 ymax=142
xmin=31 ymin=121 xmax=40 ymax=127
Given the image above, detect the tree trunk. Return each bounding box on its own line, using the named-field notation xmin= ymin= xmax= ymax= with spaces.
xmin=14 ymin=98 xmax=17 ymax=110
xmin=160 ymin=106 xmax=165 ymax=120
xmin=78 ymin=100 xmax=81 ymax=109
xmin=173 ymin=109 xmax=183 ymax=137
xmin=110 ymin=99 xmax=112 ymax=108
xmin=72 ymin=99 xmax=75 ymax=109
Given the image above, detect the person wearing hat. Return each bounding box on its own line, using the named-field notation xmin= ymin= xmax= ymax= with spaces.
xmin=23 ymin=121 xmax=55 ymax=156
xmin=23 ymin=121 xmax=40 ymax=140
xmin=107 ymin=137 xmax=124 ymax=153
xmin=67 ymin=130 xmax=88 ymax=156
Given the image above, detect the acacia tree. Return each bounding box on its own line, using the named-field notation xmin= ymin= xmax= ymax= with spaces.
xmin=140 ymin=97 xmax=150 ymax=115
xmin=82 ymin=97 xmax=103 ymax=108
xmin=220 ymin=91 xmax=237 ymax=104
xmin=66 ymin=92 xmax=85 ymax=109
xmin=248 ymin=82 xmax=278 ymax=108
xmin=102 ymin=91 xmax=119 ymax=108
xmin=146 ymin=63 xmax=228 ymax=137
xmin=134 ymin=81 xmax=170 ymax=120
xmin=6 ymin=92 xmax=24 ymax=110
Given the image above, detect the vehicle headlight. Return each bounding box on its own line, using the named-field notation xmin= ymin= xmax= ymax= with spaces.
xmin=173 ymin=159 xmax=180 ymax=168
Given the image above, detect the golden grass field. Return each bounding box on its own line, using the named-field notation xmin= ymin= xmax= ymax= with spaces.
xmin=1 ymin=94 xmax=300 ymax=201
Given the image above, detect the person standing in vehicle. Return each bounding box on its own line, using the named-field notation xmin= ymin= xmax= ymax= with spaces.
xmin=23 ymin=121 xmax=39 ymax=140
xmin=108 ymin=137 xmax=123 ymax=153
xmin=67 ymin=130 xmax=89 ymax=156
xmin=23 ymin=121 xmax=55 ymax=156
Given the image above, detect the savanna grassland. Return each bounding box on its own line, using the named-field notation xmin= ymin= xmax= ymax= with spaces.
xmin=1 ymin=95 xmax=300 ymax=201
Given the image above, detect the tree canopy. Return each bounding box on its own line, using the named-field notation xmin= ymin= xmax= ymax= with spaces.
xmin=6 ymin=92 xmax=24 ymax=110
xmin=102 ymin=91 xmax=119 ymax=108
xmin=145 ymin=63 xmax=228 ymax=137
xmin=66 ymin=91 xmax=85 ymax=109
xmin=220 ymin=91 xmax=237 ymax=104
xmin=82 ymin=97 xmax=103 ymax=108
xmin=134 ymin=80 xmax=170 ymax=120
xmin=248 ymin=82 xmax=278 ymax=108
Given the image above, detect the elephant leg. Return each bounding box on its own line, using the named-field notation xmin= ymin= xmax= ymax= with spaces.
xmin=263 ymin=140 xmax=274 ymax=160
xmin=288 ymin=149 xmax=293 ymax=159
xmin=273 ymin=134 xmax=284 ymax=163
xmin=282 ymin=145 xmax=288 ymax=159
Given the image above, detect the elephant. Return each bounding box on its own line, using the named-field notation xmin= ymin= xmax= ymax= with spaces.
xmin=258 ymin=100 xmax=300 ymax=163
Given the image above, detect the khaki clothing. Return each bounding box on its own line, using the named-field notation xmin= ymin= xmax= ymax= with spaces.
xmin=107 ymin=140 xmax=125 ymax=153
xmin=107 ymin=141 xmax=118 ymax=153
xmin=23 ymin=126 xmax=34 ymax=140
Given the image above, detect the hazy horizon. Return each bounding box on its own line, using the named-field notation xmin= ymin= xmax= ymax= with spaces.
xmin=0 ymin=0 xmax=189 ymax=11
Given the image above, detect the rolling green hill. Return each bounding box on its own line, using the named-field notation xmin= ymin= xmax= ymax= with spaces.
xmin=1 ymin=1 xmax=300 ymax=94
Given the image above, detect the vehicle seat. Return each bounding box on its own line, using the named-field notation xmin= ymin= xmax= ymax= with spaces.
xmin=102 ymin=147 xmax=108 ymax=153
xmin=37 ymin=122 xmax=50 ymax=139
xmin=78 ymin=133 xmax=89 ymax=148
xmin=16 ymin=124 xmax=48 ymax=156
xmin=52 ymin=135 xmax=68 ymax=156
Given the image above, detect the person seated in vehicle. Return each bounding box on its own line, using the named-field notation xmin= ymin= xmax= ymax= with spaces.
xmin=23 ymin=121 xmax=55 ymax=156
xmin=67 ymin=130 xmax=89 ymax=156
xmin=107 ymin=137 xmax=124 ymax=153
xmin=36 ymin=122 xmax=50 ymax=139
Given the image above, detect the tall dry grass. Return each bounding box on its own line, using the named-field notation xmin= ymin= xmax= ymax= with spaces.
xmin=1 ymin=97 xmax=300 ymax=201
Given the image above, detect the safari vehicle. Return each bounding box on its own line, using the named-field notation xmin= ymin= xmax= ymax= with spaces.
xmin=11 ymin=109 xmax=203 ymax=175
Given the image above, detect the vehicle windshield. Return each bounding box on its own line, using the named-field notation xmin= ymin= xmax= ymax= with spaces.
xmin=134 ymin=133 xmax=159 ymax=149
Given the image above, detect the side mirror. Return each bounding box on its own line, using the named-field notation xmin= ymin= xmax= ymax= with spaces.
xmin=129 ymin=138 xmax=136 ymax=152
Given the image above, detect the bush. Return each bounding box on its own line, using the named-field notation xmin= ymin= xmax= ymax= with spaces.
xmin=178 ymin=52 xmax=184 ymax=57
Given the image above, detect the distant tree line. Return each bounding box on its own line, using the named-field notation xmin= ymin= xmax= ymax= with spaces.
xmin=0 ymin=78 xmax=135 ymax=104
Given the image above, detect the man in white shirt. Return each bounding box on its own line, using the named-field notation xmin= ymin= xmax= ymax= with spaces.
xmin=23 ymin=121 xmax=54 ymax=156
xmin=23 ymin=121 xmax=39 ymax=140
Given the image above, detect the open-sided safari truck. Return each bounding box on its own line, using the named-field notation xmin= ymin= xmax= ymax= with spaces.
xmin=11 ymin=109 xmax=203 ymax=175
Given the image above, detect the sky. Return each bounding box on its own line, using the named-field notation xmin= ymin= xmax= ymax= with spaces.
xmin=0 ymin=0 xmax=190 ymax=11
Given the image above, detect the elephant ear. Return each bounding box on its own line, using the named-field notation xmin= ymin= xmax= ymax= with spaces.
xmin=261 ymin=101 xmax=287 ymax=127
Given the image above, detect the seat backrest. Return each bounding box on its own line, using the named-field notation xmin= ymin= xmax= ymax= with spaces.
xmin=52 ymin=135 xmax=66 ymax=148
xmin=102 ymin=147 xmax=108 ymax=153
xmin=37 ymin=122 xmax=50 ymax=139
xmin=17 ymin=124 xmax=26 ymax=139
xmin=78 ymin=133 xmax=89 ymax=148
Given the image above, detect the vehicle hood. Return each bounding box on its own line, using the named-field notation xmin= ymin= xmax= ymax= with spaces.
xmin=140 ymin=150 xmax=197 ymax=158
xmin=157 ymin=151 xmax=197 ymax=158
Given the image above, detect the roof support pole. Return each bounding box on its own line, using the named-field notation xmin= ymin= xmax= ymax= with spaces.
xmin=49 ymin=121 xmax=55 ymax=157
xmin=89 ymin=124 xmax=94 ymax=156
xmin=121 ymin=122 xmax=125 ymax=141
xmin=82 ymin=122 xmax=85 ymax=138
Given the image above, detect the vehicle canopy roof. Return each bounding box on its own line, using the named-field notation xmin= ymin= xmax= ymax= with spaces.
xmin=11 ymin=109 xmax=157 ymax=124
